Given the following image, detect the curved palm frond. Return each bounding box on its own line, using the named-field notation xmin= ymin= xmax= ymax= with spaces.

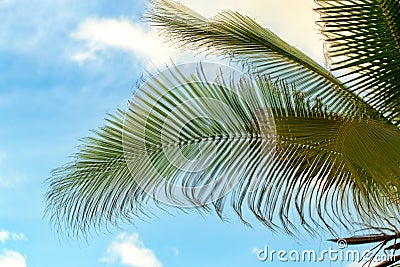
xmin=316 ymin=0 xmax=400 ymax=125
xmin=146 ymin=0 xmax=382 ymax=119
xmin=45 ymin=64 xmax=400 ymax=236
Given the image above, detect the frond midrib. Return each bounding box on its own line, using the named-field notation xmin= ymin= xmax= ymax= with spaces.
xmin=137 ymin=133 xmax=274 ymax=153
xmin=132 ymin=133 xmax=343 ymax=157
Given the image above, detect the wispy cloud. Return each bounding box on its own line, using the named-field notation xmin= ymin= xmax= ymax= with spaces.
xmin=0 ymin=231 xmax=26 ymax=244
xmin=70 ymin=17 xmax=181 ymax=66
xmin=0 ymin=250 xmax=26 ymax=267
xmin=101 ymin=232 xmax=162 ymax=267
xmin=0 ymin=161 xmax=25 ymax=189
xmin=0 ymin=174 xmax=23 ymax=189
xmin=70 ymin=0 xmax=323 ymax=69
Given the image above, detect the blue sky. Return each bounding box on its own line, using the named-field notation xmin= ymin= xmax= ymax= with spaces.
xmin=0 ymin=0 xmax=368 ymax=266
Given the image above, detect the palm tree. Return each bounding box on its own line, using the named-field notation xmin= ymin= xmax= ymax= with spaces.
xmin=46 ymin=0 xmax=400 ymax=264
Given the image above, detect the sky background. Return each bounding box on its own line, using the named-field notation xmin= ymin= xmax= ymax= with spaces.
xmin=0 ymin=0 xmax=371 ymax=266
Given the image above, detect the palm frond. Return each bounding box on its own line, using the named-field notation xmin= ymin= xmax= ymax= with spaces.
xmin=146 ymin=0 xmax=381 ymax=119
xmin=316 ymin=0 xmax=400 ymax=125
xmin=45 ymin=64 xmax=400 ymax=236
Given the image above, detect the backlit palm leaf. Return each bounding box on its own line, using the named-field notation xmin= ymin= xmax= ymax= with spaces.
xmin=316 ymin=0 xmax=400 ymax=124
xmin=146 ymin=0 xmax=382 ymax=119
xmin=46 ymin=65 xmax=400 ymax=236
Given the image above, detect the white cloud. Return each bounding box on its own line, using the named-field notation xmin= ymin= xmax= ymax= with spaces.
xmin=70 ymin=17 xmax=181 ymax=66
xmin=70 ymin=0 xmax=324 ymax=68
xmin=0 ymin=231 xmax=26 ymax=243
xmin=101 ymin=232 xmax=162 ymax=267
xmin=0 ymin=171 xmax=25 ymax=189
xmin=0 ymin=250 xmax=26 ymax=267
xmin=0 ymin=232 xmax=7 ymax=243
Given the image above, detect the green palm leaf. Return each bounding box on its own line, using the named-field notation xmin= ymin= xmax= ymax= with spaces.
xmin=316 ymin=0 xmax=400 ymax=124
xmin=146 ymin=0 xmax=382 ymax=119
xmin=45 ymin=64 xmax=400 ymax=236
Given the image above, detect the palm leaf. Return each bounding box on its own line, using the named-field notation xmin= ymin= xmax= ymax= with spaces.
xmin=146 ymin=0 xmax=382 ymax=119
xmin=45 ymin=64 xmax=400 ymax=236
xmin=316 ymin=0 xmax=400 ymax=124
